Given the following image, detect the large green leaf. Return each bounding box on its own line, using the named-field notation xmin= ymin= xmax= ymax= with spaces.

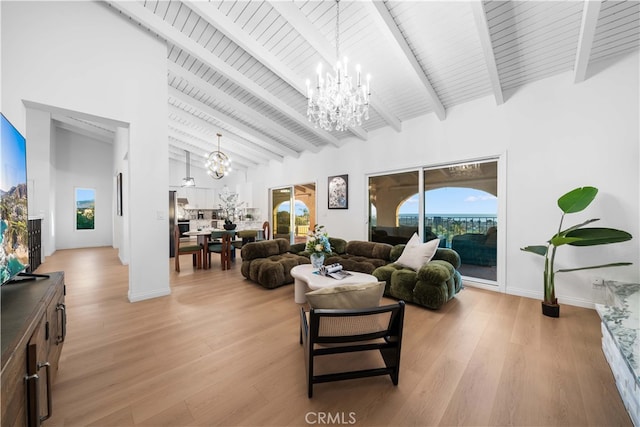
xmin=549 ymin=235 xmax=583 ymax=246
xmin=557 ymin=186 xmax=598 ymax=214
xmin=521 ymin=245 xmax=547 ymax=256
xmin=565 ymin=227 xmax=632 ymax=246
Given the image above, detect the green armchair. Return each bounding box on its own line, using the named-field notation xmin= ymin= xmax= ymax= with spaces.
xmin=373 ymin=245 xmax=462 ymax=310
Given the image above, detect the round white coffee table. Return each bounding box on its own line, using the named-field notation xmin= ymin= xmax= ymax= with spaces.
xmin=291 ymin=264 xmax=378 ymax=304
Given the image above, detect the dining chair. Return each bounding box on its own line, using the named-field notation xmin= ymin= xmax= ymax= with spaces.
xmin=261 ymin=221 xmax=270 ymax=240
xmin=208 ymin=230 xmax=233 ymax=270
xmin=233 ymin=229 xmax=258 ymax=251
xmin=174 ymin=225 xmax=202 ymax=272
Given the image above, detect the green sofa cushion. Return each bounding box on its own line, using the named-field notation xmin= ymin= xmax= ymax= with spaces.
xmin=345 ymin=241 xmax=392 ymax=260
xmin=242 ymin=238 xmax=290 ymax=260
xmin=417 ymin=259 xmax=453 ymax=283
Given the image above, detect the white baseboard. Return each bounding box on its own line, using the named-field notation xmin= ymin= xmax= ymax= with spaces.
xmin=500 ymin=285 xmax=596 ymax=309
xmin=128 ymin=287 xmax=171 ymax=302
xmin=464 ymin=282 xmax=596 ymax=310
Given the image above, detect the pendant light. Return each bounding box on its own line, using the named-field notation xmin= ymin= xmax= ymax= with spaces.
xmin=181 ymin=150 xmax=195 ymax=187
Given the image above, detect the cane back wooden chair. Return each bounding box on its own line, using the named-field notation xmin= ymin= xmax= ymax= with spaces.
xmin=299 ymin=301 xmax=405 ymax=398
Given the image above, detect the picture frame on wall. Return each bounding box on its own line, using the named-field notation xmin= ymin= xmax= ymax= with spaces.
xmin=116 ymin=172 xmax=123 ymax=216
xmin=328 ymin=174 xmax=348 ymax=209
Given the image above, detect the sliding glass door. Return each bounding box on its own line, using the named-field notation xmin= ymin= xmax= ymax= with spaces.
xmin=424 ymin=161 xmax=497 ymax=282
xmin=270 ymin=183 xmax=316 ymax=244
xmin=368 ymin=160 xmax=498 ymax=283
xmin=368 ymin=171 xmax=419 ymax=245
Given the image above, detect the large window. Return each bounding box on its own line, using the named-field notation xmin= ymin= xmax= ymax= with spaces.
xmin=368 ymin=160 xmax=498 ymax=283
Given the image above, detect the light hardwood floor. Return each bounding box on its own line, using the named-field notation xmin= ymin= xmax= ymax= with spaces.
xmin=37 ymin=247 xmax=631 ymax=426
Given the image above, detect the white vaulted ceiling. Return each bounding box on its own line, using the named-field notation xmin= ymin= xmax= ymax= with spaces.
xmin=56 ymin=1 xmax=639 ymax=173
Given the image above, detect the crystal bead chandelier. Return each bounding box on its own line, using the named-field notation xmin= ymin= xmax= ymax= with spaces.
xmin=305 ymin=0 xmax=371 ymax=132
xmin=205 ymin=133 xmax=231 ymax=180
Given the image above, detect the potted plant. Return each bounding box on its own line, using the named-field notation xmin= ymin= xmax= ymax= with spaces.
xmin=218 ymin=187 xmax=244 ymax=229
xmin=521 ymin=186 xmax=632 ymax=317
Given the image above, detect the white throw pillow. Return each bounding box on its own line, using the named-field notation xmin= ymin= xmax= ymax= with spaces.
xmin=395 ymin=235 xmax=440 ymax=271
xmin=404 ymin=232 xmax=421 ymax=247
xmin=305 ymin=281 xmax=385 ymax=309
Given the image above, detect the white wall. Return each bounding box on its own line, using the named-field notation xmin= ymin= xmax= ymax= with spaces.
xmin=54 ymin=128 xmax=113 ymax=249
xmin=247 ymin=52 xmax=640 ymax=308
xmin=2 ymin=1 xmax=169 ymax=302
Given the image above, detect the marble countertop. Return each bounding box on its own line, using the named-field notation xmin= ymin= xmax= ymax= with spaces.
xmin=595 ymin=281 xmax=640 ymax=387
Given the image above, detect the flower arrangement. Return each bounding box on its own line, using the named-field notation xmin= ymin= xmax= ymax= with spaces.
xmin=305 ymin=224 xmax=332 ymax=255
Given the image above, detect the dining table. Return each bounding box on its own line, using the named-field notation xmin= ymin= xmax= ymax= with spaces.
xmin=183 ymin=228 xmax=240 ymax=269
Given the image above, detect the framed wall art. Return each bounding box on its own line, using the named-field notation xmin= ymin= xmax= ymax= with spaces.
xmin=328 ymin=174 xmax=348 ymax=209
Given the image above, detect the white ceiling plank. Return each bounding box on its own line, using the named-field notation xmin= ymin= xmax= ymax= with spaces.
xmin=471 ymin=1 xmax=505 ymax=105
xmin=168 ymin=86 xmax=299 ymax=160
xmin=574 ymin=0 xmax=603 ymax=83
xmin=107 ymin=0 xmax=342 ymax=148
xmin=167 ymin=61 xmax=317 ymax=154
xmin=185 ymin=1 xmax=303 ymax=95
xmin=363 ymin=0 xmax=446 ymax=121
xmin=269 ymin=1 xmax=337 ymax=70
xmin=269 ymin=0 xmax=401 ymax=133
xmin=167 ymin=106 xmax=283 ymax=163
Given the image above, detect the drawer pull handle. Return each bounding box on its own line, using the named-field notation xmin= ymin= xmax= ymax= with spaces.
xmin=56 ymin=303 xmax=66 ymax=344
xmin=37 ymin=362 xmax=52 ymax=422
xmin=25 ymin=373 xmax=39 ymax=427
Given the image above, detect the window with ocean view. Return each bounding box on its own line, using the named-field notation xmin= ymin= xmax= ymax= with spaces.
xmin=368 ymin=160 xmax=498 ymax=283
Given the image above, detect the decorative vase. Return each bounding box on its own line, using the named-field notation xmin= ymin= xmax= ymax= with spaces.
xmin=223 ymin=223 xmax=236 ymax=230
xmin=310 ymin=253 xmax=325 ymax=269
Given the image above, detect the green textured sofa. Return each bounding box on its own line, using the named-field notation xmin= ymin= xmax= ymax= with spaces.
xmin=240 ymin=238 xmax=310 ymax=289
xmin=373 ymin=245 xmax=463 ymax=310
xmin=291 ymin=239 xmax=394 ymax=274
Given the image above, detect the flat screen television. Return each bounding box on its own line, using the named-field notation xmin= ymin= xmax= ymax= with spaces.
xmin=1 ymin=112 xmax=29 ymax=285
